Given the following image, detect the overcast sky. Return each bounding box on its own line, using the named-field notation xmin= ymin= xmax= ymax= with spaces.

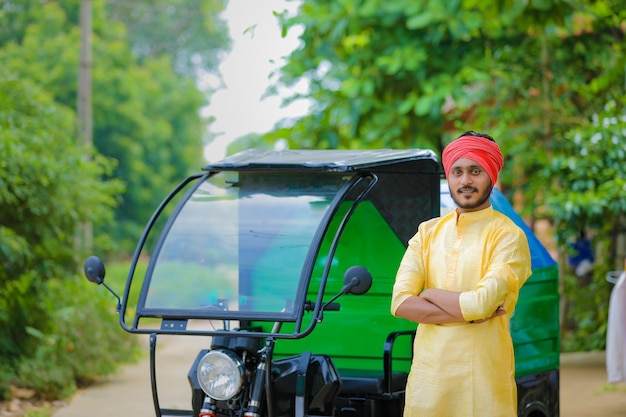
xmin=202 ymin=0 xmax=307 ymax=162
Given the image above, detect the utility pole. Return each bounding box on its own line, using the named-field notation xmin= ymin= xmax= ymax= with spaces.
xmin=77 ymin=0 xmax=93 ymax=250
xmin=78 ymin=0 xmax=92 ymax=148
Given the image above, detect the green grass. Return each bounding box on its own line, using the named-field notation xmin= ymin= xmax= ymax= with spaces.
xmin=599 ymin=383 xmax=626 ymax=393
xmin=99 ymin=258 xmax=147 ymax=312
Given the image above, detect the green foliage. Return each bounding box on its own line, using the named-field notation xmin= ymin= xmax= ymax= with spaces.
xmin=0 ymin=74 xmax=122 ymax=280
xmin=543 ymin=98 xmax=626 ymax=350
xmin=560 ymin=269 xmax=611 ymax=352
xmin=0 ymin=363 xmax=12 ymax=401
xmin=0 ymin=73 xmax=131 ymax=399
xmin=267 ymin=0 xmax=579 ymax=153
xmin=103 ymin=259 xmax=147 ymax=314
xmin=17 ymin=277 xmax=140 ymax=400
xmin=0 ymin=0 xmax=47 ymax=47
xmin=90 ymin=52 xmax=207 ymax=250
xmin=24 ymin=408 xmax=56 ymax=417
xmin=0 ymin=0 xmax=223 ymax=254
xmin=105 ymin=0 xmax=230 ymax=77
xmin=544 ymin=102 xmax=626 ymax=234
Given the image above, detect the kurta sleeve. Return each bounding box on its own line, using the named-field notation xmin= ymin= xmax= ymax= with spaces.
xmin=391 ymin=228 xmax=427 ymax=316
xmin=459 ymin=224 xmax=531 ymax=322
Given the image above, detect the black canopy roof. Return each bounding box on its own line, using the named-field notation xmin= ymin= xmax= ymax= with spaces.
xmin=203 ymin=149 xmax=439 ymax=173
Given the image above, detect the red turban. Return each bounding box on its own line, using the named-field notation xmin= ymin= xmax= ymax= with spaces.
xmin=442 ymin=135 xmax=504 ymax=186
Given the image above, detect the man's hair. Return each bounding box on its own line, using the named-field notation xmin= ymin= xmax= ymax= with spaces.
xmin=457 ymin=130 xmax=495 ymax=143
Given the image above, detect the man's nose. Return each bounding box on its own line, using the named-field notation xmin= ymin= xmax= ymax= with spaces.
xmin=460 ymin=172 xmax=473 ymax=185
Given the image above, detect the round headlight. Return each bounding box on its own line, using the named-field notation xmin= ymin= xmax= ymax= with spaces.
xmin=197 ymin=349 xmax=245 ymax=400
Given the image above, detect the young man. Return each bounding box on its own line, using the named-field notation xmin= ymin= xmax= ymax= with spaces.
xmin=391 ymin=131 xmax=532 ymax=417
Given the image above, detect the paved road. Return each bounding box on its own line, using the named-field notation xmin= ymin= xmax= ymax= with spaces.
xmin=53 ymin=337 xmax=626 ymax=417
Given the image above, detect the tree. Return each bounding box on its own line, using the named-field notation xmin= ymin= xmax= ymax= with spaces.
xmin=266 ymin=0 xmax=576 ymax=153
xmin=0 ymin=0 xmax=229 ymax=252
xmin=267 ymin=0 xmax=626 ymax=350
xmin=0 ymin=72 xmax=129 ymax=398
xmin=542 ymin=98 xmax=626 ymax=350
xmin=105 ymin=0 xmax=230 ymax=77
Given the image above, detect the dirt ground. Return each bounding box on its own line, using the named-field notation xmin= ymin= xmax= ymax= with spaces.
xmin=47 ymin=339 xmax=626 ymax=417
xmin=560 ymin=352 xmax=626 ymax=417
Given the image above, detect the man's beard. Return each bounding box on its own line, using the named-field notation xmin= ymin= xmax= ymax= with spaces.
xmin=450 ymin=185 xmax=491 ymax=211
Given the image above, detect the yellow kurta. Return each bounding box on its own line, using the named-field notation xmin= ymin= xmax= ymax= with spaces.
xmin=391 ymin=206 xmax=531 ymax=417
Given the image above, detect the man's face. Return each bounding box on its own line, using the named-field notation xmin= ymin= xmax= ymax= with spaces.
xmin=447 ymin=157 xmax=492 ymax=213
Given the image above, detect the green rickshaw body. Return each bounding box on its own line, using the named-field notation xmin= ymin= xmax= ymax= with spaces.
xmin=114 ymin=149 xmax=559 ymax=417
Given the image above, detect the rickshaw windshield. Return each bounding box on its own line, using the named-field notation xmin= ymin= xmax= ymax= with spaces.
xmin=137 ymin=170 xmax=348 ymax=322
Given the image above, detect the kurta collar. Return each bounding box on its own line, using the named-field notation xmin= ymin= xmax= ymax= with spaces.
xmin=455 ymin=205 xmax=494 ymax=225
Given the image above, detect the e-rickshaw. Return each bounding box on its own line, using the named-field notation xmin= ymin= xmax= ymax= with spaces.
xmin=85 ymin=149 xmax=560 ymax=417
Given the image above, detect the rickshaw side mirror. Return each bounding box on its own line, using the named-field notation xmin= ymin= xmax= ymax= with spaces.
xmin=83 ymin=255 xmax=122 ymax=312
xmin=342 ymin=266 xmax=373 ymax=295
xmin=84 ymin=255 xmax=106 ymax=285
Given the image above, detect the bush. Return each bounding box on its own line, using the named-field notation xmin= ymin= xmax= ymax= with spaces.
xmin=560 ymin=270 xmax=611 ymax=352
xmin=16 ymin=275 xmax=140 ymax=399
xmin=0 ymin=74 xmax=130 ymax=400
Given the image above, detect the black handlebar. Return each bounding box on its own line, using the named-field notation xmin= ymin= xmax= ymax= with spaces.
xmin=304 ymin=301 xmax=341 ymax=312
xmin=324 ymin=302 xmax=341 ymax=311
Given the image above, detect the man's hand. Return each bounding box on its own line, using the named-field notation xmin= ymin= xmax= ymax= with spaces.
xmin=470 ymin=304 xmax=506 ymax=323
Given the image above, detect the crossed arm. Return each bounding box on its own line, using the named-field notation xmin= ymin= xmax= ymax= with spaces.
xmin=394 ymin=288 xmax=506 ymax=325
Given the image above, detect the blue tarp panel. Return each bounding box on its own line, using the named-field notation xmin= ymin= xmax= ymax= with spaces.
xmin=489 ymin=188 xmax=556 ymax=269
xmin=440 ymin=184 xmax=557 ymax=269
